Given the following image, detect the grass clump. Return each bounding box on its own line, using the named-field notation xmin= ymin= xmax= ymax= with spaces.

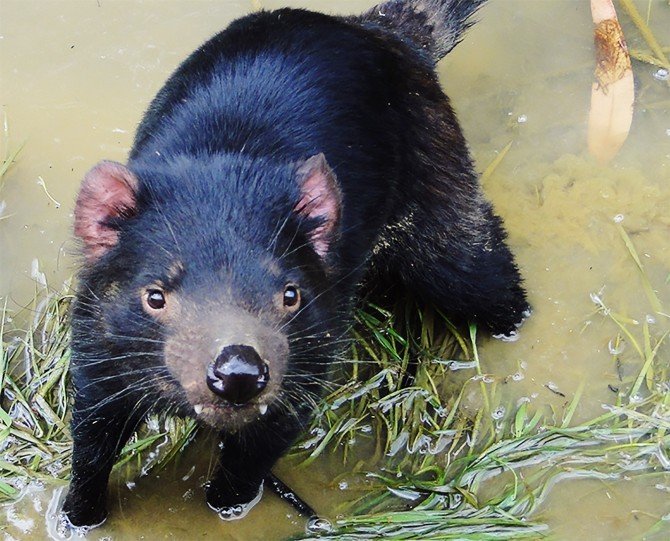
xmin=290 ymin=299 xmax=668 ymax=539
xmin=0 ymin=282 xmax=197 ymax=503
xmin=1 ymin=235 xmax=668 ymax=539
xmin=0 ymin=288 xmax=72 ymax=498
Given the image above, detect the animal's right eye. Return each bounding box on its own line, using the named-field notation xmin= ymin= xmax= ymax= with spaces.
xmin=145 ymin=289 xmax=166 ymax=310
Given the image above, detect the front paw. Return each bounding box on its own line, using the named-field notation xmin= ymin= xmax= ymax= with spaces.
xmin=56 ymin=510 xmax=106 ymax=539
xmin=61 ymin=489 xmax=107 ymax=530
xmin=50 ymin=487 xmax=106 ymax=539
xmin=488 ymin=303 xmax=532 ymax=340
xmin=206 ymin=481 xmax=264 ymax=521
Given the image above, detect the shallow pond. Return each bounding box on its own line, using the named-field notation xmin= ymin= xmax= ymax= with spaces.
xmin=1 ymin=0 xmax=669 ymax=540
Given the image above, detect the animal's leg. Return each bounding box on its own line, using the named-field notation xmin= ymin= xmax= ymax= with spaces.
xmin=206 ymin=417 xmax=301 ymax=519
xmin=63 ymin=390 xmax=147 ymax=527
xmin=375 ymin=199 xmax=528 ymax=337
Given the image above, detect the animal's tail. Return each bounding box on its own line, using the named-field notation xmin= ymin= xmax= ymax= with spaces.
xmin=358 ymin=0 xmax=487 ymax=63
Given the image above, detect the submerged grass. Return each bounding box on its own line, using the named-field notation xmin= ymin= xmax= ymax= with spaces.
xmin=619 ymin=0 xmax=670 ymax=72
xmin=1 ymin=113 xmax=24 ymax=188
xmin=0 ymin=243 xmax=668 ymax=539
xmin=288 ymin=226 xmax=669 ymax=539
xmin=2 ymin=6 xmax=669 ymax=537
xmin=1 ymin=271 xmax=668 ymax=538
xmin=288 ymin=295 xmax=669 ymax=539
xmin=0 ymin=282 xmax=197 ymax=503
xmin=1 ymin=113 xmax=24 ymax=221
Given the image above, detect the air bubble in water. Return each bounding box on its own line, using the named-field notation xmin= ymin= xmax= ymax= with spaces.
xmin=146 ymin=416 xmax=160 ymax=432
xmin=306 ymin=516 xmax=333 ymax=534
xmin=492 ymin=406 xmax=506 ymax=420
xmin=517 ymin=396 xmax=531 ymax=407
xmin=613 ymin=214 xmax=624 ymax=223
xmin=653 ymin=68 xmax=669 ymax=81
xmin=608 ymin=339 xmax=625 ymax=355
xmin=300 ymin=427 xmax=326 ymax=449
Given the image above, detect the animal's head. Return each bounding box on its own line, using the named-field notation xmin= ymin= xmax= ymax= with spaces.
xmin=73 ymin=153 xmax=344 ymax=430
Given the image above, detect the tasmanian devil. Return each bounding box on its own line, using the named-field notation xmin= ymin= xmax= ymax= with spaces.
xmin=63 ymin=0 xmax=528 ymax=530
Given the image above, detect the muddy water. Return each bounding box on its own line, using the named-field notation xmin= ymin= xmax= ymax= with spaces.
xmin=1 ymin=0 xmax=669 ymax=539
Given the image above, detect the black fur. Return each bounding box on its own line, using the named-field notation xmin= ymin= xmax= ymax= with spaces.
xmin=64 ymin=0 xmax=527 ymax=529
xmin=360 ymin=0 xmax=488 ymax=62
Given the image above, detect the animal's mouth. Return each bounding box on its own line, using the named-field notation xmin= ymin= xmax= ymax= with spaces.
xmin=192 ymin=401 xmax=269 ymax=415
xmin=191 ymin=399 xmax=272 ymax=429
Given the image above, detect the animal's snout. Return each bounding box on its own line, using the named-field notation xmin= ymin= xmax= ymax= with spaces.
xmin=206 ymin=345 xmax=269 ymax=406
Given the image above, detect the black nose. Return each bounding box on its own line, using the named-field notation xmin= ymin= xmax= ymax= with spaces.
xmin=206 ymin=345 xmax=269 ymax=406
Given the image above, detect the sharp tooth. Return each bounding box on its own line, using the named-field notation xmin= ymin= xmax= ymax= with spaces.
xmin=259 ymin=404 xmax=268 ymax=415
xmin=194 ymin=404 xmax=204 ymax=415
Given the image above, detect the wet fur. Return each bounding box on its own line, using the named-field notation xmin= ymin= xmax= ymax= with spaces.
xmin=64 ymin=0 xmax=527 ymax=527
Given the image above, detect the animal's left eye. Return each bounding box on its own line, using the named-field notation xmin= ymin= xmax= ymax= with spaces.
xmin=283 ymin=284 xmax=300 ymax=311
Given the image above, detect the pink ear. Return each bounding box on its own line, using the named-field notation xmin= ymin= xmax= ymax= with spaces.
xmin=294 ymin=154 xmax=342 ymax=258
xmin=74 ymin=160 xmax=138 ymax=263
